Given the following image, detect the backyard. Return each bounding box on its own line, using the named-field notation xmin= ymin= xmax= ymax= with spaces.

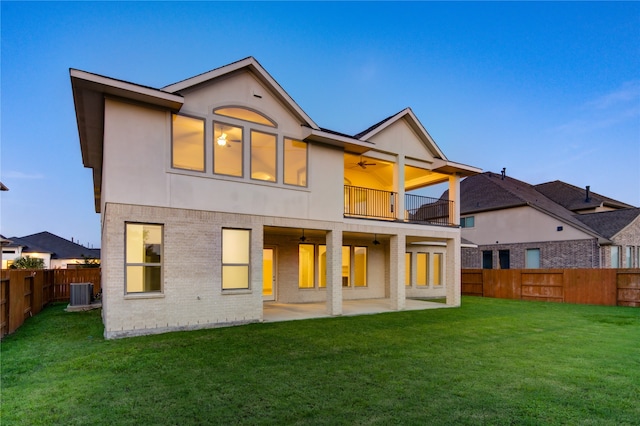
xmin=2 ymin=297 xmax=639 ymax=425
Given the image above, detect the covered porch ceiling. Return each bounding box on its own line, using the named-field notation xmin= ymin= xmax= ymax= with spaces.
xmin=343 ymin=153 xmax=451 ymax=192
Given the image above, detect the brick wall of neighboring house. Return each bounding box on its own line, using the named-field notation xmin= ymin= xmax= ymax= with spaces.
xmin=602 ymin=215 xmax=640 ymax=268
xmin=462 ymin=238 xmax=601 ymax=269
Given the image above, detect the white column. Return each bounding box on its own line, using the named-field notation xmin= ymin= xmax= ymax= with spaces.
xmin=448 ymin=173 xmax=461 ymax=226
xmin=389 ymin=233 xmax=406 ymax=310
xmin=326 ymin=228 xmax=343 ymax=315
xmin=396 ymin=156 xmax=405 ymax=221
xmin=445 ymin=236 xmax=461 ymax=307
xmin=253 ymin=223 xmax=265 ymax=320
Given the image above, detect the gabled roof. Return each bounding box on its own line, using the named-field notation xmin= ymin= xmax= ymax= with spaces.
xmin=4 ymin=236 xmax=51 ymax=254
xmin=534 ymin=180 xmax=634 ymax=212
xmin=456 ymin=172 xmax=605 ymax=240
xmin=8 ymin=232 xmax=100 ymax=259
xmin=355 ymin=108 xmax=447 ymax=160
xmin=574 ymin=208 xmax=640 ymax=239
xmin=162 ymin=56 xmax=319 ymax=130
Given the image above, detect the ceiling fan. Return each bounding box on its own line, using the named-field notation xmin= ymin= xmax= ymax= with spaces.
xmin=357 ymin=157 xmax=377 ymax=169
xmin=216 ymin=132 xmax=242 ymax=147
xmin=289 ymin=229 xmax=308 ymax=242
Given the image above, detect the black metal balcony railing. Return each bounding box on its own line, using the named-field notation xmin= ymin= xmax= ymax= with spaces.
xmin=344 ymin=185 xmax=455 ymax=226
xmin=405 ymin=193 xmax=453 ymax=226
xmin=344 ymin=185 xmax=397 ymax=220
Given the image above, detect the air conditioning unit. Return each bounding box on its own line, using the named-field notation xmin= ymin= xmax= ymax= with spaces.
xmin=70 ymin=283 xmax=93 ymax=306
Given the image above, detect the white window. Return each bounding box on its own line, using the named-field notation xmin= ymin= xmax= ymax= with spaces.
xmin=405 ymin=253 xmax=412 ymax=286
xmin=625 ymin=246 xmax=632 ymax=268
xmin=222 ymin=229 xmax=250 ymax=290
xmin=214 ymin=123 xmax=243 ymax=177
xmin=460 ymin=216 xmax=475 ymax=228
xmin=298 ymin=244 xmax=315 ymax=289
xmin=416 ymin=253 xmax=428 ymax=286
xmin=526 ymin=248 xmax=541 ymax=269
xmin=172 ymin=114 xmax=204 ymax=172
xmin=354 ymin=247 xmax=367 ymax=287
xmin=318 ymin=245 xmax=327 ymax=288
xmin=251 ymin=131 xmax=277 ymax=182
xmin=611 ymin=246 xmax=620 ymax=268
xmin=432 ymin=253 xmax=443 ymax=286
xmin=284 ymin=138 xmax=307 ymax=187
xmin=125 ymin=224 xmax=162 ymax=294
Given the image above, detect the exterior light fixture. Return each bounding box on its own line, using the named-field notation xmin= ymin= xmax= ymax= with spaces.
xmin=373 ymin=234 xmax=380 ymax=245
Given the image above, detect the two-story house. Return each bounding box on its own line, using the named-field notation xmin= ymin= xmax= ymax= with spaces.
xmin=456 ymin=171 xmax=640 ymax=269
xmin=71 ymin=57 xmax=480 ymax=339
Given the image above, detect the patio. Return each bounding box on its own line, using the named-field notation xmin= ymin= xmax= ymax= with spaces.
xmin=263 ymin=298 xmax=451 ymax=323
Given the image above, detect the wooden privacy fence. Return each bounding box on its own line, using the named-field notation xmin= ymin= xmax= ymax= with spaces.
xmin=462 ymin=268 xmax=640 ymax=307
xmin=0 ymin=268 xmax=101 ymax=338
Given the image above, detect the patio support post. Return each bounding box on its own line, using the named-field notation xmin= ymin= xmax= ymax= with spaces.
xmin=389 ymin=233 xmax=406 ymax=310
xmin=326 ymin=228 xmax=343 ymax=316
xmin=395 ymin=156 xmax=406 ymax=220
xmin=445 ymin=236 xmax=461 ymax=307
xmin=448 ymin=173 xmax=461 ymax=226
xmin=253 ymin=224 xmax=264 ymax=321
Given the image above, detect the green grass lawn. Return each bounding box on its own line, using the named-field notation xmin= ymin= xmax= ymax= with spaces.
xmin=2 ymin=297 xmax=639 ymax=425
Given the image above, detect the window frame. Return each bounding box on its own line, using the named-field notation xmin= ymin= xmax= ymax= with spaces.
xmin=432 ymin=252 xmax=443 ymax=286
xmin=611 ymin=246 xmax=620 ymax=268
xmin=525 ymin=248 xmax=541 ymax=269
xmin=405 ymin=252 xmax=412 ymax=286
xmin=171 ymin=113 xmax=206 ymax=173
xmin=213 ymin=106 xmax=277 ymax=128
xmin=124 ymin=222 xmax=163 ymax=295
xmin=221 ymin=228 xmax=251 ymax=291
xmin=416 ymin=252 xmax=429 ymax=286
xmin=498 ymin=250 xmax=510 ymax=269
xmin=250 ymin=129 xmax=278 ymax=183
xmin=482 ymin=250 xmax=493 ymax=269
xmin=213 ymin=121 xmax=244 ymax=178
xmin=460 ymin=216 xmax=475 ymax=228
xmin=353 ymin=246 xmax=368 ymax=287
xmin=298 ymin=243 xmax=316 ymax=289
xmin=283 ymin=138 xmax=308 ymax=187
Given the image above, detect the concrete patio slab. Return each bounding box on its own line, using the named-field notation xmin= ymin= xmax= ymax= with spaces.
xmin=263 ymin=298 xmax=452 ymax=323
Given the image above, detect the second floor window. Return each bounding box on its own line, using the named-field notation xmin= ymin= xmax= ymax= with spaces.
xmin=172 ymin=114 xmax=204 ymax=172
xmin=284 ymin=138 xmax=307 ymax=187
xmin=214 ymin=123 xmax=243 ymax=177
xmin=172 ymin=108 xmax=308 ymax=188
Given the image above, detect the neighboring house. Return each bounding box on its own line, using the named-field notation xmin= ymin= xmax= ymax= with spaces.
xmin=454 ymin=171 xmax=640 ymax=269
xmin=70 ymin=56 xmax=480 ymax=339
xmin=1 ymin=232 xmax=100 ymax=269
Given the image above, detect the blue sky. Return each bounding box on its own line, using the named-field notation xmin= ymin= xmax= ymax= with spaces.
xmin=1 ymin=1 xmax=639 ymax=248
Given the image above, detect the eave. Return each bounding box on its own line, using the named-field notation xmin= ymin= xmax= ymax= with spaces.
xmin=302 ymin=127 xmax=375 ymax=154
xmin=70 ymin=69 xmax=184 ymax=212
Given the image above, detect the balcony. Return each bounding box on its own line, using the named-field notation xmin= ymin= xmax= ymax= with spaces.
xmin=344 ymin=185 xmax=456 ymax=226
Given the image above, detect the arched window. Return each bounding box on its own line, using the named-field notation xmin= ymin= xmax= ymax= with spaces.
xmin=213 ymin=107 xmax=276 ymax=128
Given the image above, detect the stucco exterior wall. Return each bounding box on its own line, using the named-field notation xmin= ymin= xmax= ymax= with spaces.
xmin=462 ymin=206 xmax=592 ymax=245
xmin=368 ymin=120 xmax=436 ymax=162
xmin=102 ymin=95 xmax=344 ymax=224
